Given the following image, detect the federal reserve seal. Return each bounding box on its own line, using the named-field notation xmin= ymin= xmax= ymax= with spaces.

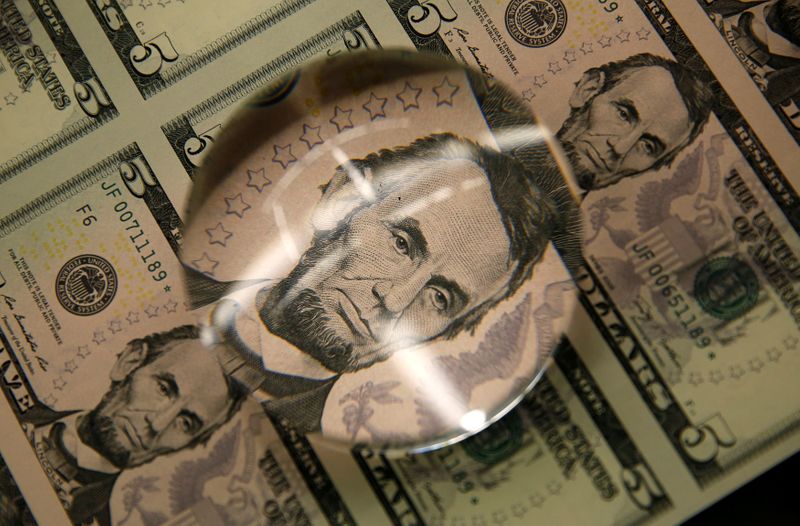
xmin=55 ymin=255 xmax=118 ymax=316
xmin=505 ymin=0 xmax=567 ymax=48
xmin=461 ymin=410 xmax=523 ymax=464
xmin=694 ymin=257 xmax=759 ymax=320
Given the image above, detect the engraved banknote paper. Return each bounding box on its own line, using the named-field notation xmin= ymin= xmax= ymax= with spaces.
xmin=0 ymin=451 xmax=37 ymax=526
xmin=162 ymin=12 xmax=380 ymax=179
xmin=698 ymin=0 xmax=800 ymax=145
xmin=379 ymin=0 xmax=800 ymax=490
xmin=0 ymin=0 xmax=117 ymax=181
xmin=86 ymin=0 xmax=317 ymax=98
xmin=357 ymin=338 xmax=671 ymax=525
xmin=0 ymin=146 xmax=353 ymax=525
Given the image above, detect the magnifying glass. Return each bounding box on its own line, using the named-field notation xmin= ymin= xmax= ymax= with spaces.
xmin=179 ymin=49 xmax=582 ymax=454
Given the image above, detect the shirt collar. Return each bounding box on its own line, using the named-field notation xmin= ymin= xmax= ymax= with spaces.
xmin=744 ymin=3 xmax=800 ymax=58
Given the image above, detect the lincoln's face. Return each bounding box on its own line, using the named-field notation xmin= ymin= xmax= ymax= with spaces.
xmin=82 ymin=341 xmax=231 ymax=468
xmin=261 ymin=157 xmax=514 ymax=372
xmin=560 ymin=66 xmax=692 ymax=190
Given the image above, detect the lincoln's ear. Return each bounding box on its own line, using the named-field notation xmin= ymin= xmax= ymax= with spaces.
xmin=109 ymin=340 xmax=148 ymax=382
xmin=569 ymin=69 xmax=605 ymax=109
xmin=311 ymin=165 xmax=375 ymax=231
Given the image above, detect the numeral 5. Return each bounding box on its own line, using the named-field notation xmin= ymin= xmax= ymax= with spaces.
xmin=184 ymin=124 xmax=222 ymax=167
xmin=407 ymin=0 xmax=458 ymax=37
xmin=679 ymin=413 xmax=736 ymax=463
xmin=622 ymin=463 xmax=664 ymax=510
xmin=120 ymin=155 xmax=158 ymax=197
xmin=74 ymin=77 xmax=112 ymax=117
xmin=130 ymin=32 xmax=178 ymax=76
xmin=94 ymin=0 xmax=122 ymax=31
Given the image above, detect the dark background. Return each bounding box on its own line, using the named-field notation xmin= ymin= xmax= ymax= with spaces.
xmin=684 ymin=453 xmax=798 ymax=524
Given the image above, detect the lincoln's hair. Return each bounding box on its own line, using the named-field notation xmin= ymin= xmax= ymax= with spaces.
xmin=119 ymin=325 xmax=248 ymax=447
xmin=324 ymin=132 xmax=558 ymax=338
xmin=580 ymin=53 xmax=714 ymax=169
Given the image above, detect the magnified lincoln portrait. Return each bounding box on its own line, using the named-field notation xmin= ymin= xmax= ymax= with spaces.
xmin=186 ymin=132 xmax=563 ymax=432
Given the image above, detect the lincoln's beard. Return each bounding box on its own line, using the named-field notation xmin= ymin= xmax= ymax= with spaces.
xmin=259 ymin=223 xmax=359 ymax=373
xmin=556 ymin=105 xmax=598 ymax=191
xmin=78 ymin=381 xmax=133 ymax=469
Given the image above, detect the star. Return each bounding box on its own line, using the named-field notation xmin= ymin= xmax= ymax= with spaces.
xmin=206 ymin=222 xmax=233 ymax=246
xmin=191 ymin=252 xmax=219 ymax=276
xmin=108 ymin=319 xmax=123 ymax=334
xmin=4 ymin=92 xmax=17 ymax=106
xmin=92 ymin=331 xmax=105 ymax=345
xmin=299 ymin=124 xmax=323 ymax=149
xmin=580 ymin=41 xmax=593 ymax=54
xmin=667 ymin=370 xmax=682 ymax=385
xmin=224 ymin=193 xmax=251 ymax=218
xmin=330 ymin=105 xmax=353 ymax=133
xmin=617 ymin=30 xmax=631 ymax=43
xmin=521 ymin=88 xmax=534 ymax=102
xmin=709 ymin=370 xmax=724 ymax=384
xmin=598 ymin=35 xmax=612 ymax=48
xmin=396 ymin=81 xmax=422 ymax=110
xmin=688 ymin=372 xmax=704 ymax=386
xmin=511 ymin=503 xmax=527 ymax=518
xmin=272 ymin=144 xmax=296 ymax=169
xmin=767 ymin=347 xmax=783 ymax=362
xmin=246 ymin=167 xmax=271 ymax=192
xmin=76 ymin=345 xmax=90 ymax=359
xmin=126 ymin=311 xmax=140 ymax=325
xmin=43 ymin=395 xmax=58 ymax=406
xmin=784 ymin=336 xmax=798 ymax=350
xmin=163 ymin=285 xmax=171 ymax=292
xmin=164 ymin=298 xmax=178 ymax=313
xmin=748 ymin=358 xmax=764 ymax=372
xmin=53 ymin=376 xmax=66 ymax=390
xmin=433 ymin=76 xmax=459 ymax=106
xmin=64 ymin=360 xmax=77 ymax=373
xmin=637 ymin=27 xmax=651 ymax=40
xmin=362 ymin=92 xmax=388 ymax=120
xmin=729 ymin=365 xmax=745 ymax=379
xmin=532 ymin=75 xmax=547 ymax=88
xmin=546 ymin=480 xmax=562 ymax=495
xmin=144 ymin=304 xmax=159 ymax=318
xmin=616 ymin=15 xmax=624 ymax=23
xmin=529 ymin=493 xmax=545 ymax=507
xmin=563 ymin=50 xmax=577 ymax=64
xmin=547 ymin=61 xmax=562 ymax=75
xmin=492 ymin=512 xmax=508 ymax=523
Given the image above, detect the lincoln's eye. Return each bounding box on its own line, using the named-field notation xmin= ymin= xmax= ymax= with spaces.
xmin=393 ymin=234 xmax=409 ymax=255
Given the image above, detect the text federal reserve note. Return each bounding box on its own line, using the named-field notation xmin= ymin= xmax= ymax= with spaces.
xmin=86 ymin=0 xmax=317 ymax=98
xmin=356 ymin=339 xmax=671 ymax=526
xmin=382 ymin=0 xmax=800 ymax=488
xmin=0 ymin=0 xmax=117 ymax=181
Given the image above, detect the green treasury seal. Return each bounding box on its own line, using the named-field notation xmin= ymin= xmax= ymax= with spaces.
xmin=462 ymin=410 xmax=524 ymax=464
xmin=693 ymin=257 xmax=759 ymax=320
xmin=55 ymin=254 xmax=118 ymax=316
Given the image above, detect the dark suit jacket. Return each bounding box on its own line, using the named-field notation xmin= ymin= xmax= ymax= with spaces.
xmin=21 ymin=406 xmax=116 ymax=526
xmin=185 ymin=264 xmax=338 ymax=433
